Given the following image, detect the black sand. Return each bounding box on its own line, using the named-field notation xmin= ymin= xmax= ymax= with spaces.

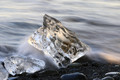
xmin=13 ymin=56 xmax=120 ymax=80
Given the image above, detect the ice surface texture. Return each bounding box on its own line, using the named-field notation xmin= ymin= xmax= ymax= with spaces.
xmin=4 ymin=56 xmax=45 ymax=76
xmin=28 ymin=14 xmax=90 ymax=68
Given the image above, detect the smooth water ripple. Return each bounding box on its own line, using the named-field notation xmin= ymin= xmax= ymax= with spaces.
xmin=0 ymin=0 xmax=120 ymax=61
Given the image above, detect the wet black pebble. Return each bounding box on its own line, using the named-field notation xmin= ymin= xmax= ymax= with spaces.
xmin=60 ymin=72 xmax=87 ymax=80
xmin=113 ymin=75 xmax=120 ymax=80
xmin=105 ymin=72 xmax=120 ymax=80
xmin=67 ymin=63 xmax=82 ymax=68
xmin=93 ymin=78 xmax=101 ymax=80
xmin=102 ymin=76 xmax=114 ymax=80
xmin=105 ymin=72 xmax=120 ymax=76
xmin=92 ymin=72 xmax=100 ymax=78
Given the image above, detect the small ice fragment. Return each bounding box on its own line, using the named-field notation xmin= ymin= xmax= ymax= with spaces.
xmin=4 ymin=56 xmax=45 ymax=76
xmin=28 ymin=14 xmax=90 ymax=68
xmin=0 ymin=62 xmax=9 ymax=80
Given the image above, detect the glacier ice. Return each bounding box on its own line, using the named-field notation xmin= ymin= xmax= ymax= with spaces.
xmin=28 ymin=14 xmax=90 ymax=68
xmin=0 ymin=62 xmax=8 ymax=80
xmin=4 ymin=56 xmax=45 ymax=76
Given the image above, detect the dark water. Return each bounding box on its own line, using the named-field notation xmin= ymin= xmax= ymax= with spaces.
xmin=0 ymin=0 xmax=120 ymax=61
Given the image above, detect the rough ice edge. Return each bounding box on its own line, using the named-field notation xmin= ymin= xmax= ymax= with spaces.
xmin=0 ymin=62 xmax=9 ymax=80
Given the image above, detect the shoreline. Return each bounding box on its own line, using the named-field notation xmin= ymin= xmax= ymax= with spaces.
xmin=15 ymin=56 xmax=120 ymax=80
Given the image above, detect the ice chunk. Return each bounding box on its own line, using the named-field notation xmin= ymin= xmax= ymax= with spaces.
xmin=28 ymin=14 xmax=90 ymax=68
xmin=4 ymin=56 xmax=45 ymax=76
xmin=0 ymin=63 xmax=8 ymax=80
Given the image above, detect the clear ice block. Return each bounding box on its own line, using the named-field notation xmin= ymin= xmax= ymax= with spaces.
xmin=4 ymin=56 xmax=45 ymax=76
xmin=28 ymin=14 xmax=90 ymax=68
xmin=0 ymin=63 xmax=8 ymax=80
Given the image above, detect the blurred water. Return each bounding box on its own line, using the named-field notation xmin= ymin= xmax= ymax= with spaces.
xmin=0 ymin=0 xmax=120 ymax=61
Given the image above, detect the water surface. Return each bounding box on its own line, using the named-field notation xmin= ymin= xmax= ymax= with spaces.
xmin=0 ymin=0 xmax=120 ymax=60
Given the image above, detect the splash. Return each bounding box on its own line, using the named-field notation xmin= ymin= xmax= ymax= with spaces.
xmin=16 ymin=38 xmax=59 ymax=69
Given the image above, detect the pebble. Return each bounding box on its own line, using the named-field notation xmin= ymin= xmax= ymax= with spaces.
xmin=61 ymin=72 xmax=87 ymax=80
xmin=102 ymin=76 xmax=114 ymax=80
xmin=69 ymin=68 xmax=79 ymax=73
xmin=67 ymin=63 xmax=82 ymax=68
xmin=114 ymin=65 xmax=120 ymax=67
xmin=8 ymin=77 xmax=18 ymax=80
xmin=39 ymin=70 xmax=58 ymax=76
xmin=113 ymin=75 xmax=120 ymax=80
xmin=92 ymin=72 xmax=99 ymax=78
xmin=105 ymin=72 xmax=120 ymax=76
xmin=93 ymin=78 xmax=101 ymax=80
